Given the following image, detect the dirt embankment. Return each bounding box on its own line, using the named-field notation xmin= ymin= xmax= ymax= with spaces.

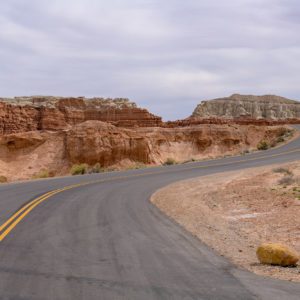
xmin=151 ymin=163 xmax=300 ymax=282
xmin=0 ymin=122 xmax=292 ymax=181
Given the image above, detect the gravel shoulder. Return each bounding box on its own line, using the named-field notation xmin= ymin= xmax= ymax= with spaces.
xmin=151 ymin=162 xmax=300 ymax=282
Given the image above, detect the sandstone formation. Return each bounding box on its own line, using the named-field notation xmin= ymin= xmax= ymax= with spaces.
xmin=165 ymin=117 xmax=300 ymax=128
xmin=1 ymin=95 xmax=299 ymax=136
xmin=0 ymin=120 xmax=290 ymax=181
xmin=0 ymin=94 xmax=297 ymax=182
xmin=0 ymin=96 xmax=162 ymax=134
xmin=66 ymin=121 xmax=151 ymax=166
xmin=192 ymin=94 xmax=300 ymax=120
xmin=256 ymin=243 xmax=299 ymax=267
xmin=0 ymin=130 xmax=67 ymax=181
xmin=66 ymin=122 xmax=289 ymax=166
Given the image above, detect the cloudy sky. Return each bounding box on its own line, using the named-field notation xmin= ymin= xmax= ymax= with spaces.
xmin=1 ymin=0 xmax=300 ymax=120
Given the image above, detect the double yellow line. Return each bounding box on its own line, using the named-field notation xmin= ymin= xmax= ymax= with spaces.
xmin=0 ymin=147 xmax=299 ymax=242
xmin=0 ymin=184 xmax=83 ymax=241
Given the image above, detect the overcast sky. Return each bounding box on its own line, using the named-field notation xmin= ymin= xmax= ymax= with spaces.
xmin=1 ymin=0 xmax=300 ymax=120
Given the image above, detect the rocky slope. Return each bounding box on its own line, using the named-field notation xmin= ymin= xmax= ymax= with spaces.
xmin=192 ymin=94 xmax=300 ymax=120
xmin=0 ymin=96 xmax=162 ymax=134
xmin=0 ymin=120 xmax=291 ymax=181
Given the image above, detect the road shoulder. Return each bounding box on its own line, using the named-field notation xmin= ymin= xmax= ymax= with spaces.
xmin=151 ymin=162 xmax=300 ymax=282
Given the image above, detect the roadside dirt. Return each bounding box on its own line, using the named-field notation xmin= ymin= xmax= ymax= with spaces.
xmin=151 ymin=162 xmax=300 ymax=282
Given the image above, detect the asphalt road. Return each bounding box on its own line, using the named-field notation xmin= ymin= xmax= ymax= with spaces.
xmin=0 ymin=129 xmax=300 ymax=300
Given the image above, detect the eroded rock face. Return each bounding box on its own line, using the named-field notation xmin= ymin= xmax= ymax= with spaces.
xmin=192 ymin=94 xmax=300 ymax=120
xmin=1 ymin=94 xmax=299 ymax=136
xmin=0 ymin=131 xmax=67 ymax=181
xmin=0 ymin=94 xmax=296 ymax=181
xmin=0 ymin=96 xmax=162 ymax=134
xmin=66 ymin=121 xmax=151 ymax=166
xmin=0 ymin=120 xmax=290 ymax=181
xmin=66 ymin=121 xmax=288 ymax=166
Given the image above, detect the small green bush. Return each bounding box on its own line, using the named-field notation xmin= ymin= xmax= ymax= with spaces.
xmin=163 ymin=158 xmax=177 ymax=166
xmin=33 ymin=170 xmax=50 ymax=179
xmin=273 ymin=129 xmax=294 ymax=146
xmin=71 ymin=164 xmax=88 ymax=175
xmin=0 ymin=176 xmax=8 ymax=183
xmin=257 ymin=140 xmax=269 ymax=150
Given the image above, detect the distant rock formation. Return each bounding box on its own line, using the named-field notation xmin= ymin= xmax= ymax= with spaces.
xmin=1 ymin=94 xmax=299 ymax=136
xmin=0 ymin=96 xmax=162 ymax=134
xmin=192 ymin=94 xmax=300 ymax=120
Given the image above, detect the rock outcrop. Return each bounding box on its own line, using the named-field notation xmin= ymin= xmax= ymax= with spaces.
xmin=192 ymin=94 xmax=300 ymax=120
xmin=0 ymin=94 xmax=296 ymax=182
xmin=1 ymin=95 xmax=299 ymax=136
xmin=165 ymin=117 xmax=300 ymax=128
xmin=0 ymin=96 xmax=162 ymax=134
xmin=0 ymin=120 xmax=291 ymax=181
xmin=66 ymin=122 xmax=289 ymax=166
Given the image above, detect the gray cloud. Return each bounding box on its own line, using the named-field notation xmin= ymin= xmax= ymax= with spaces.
xmin=1 ymin=0 xmax=300 ymax=120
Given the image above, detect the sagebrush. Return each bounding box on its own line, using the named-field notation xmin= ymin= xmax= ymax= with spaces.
xmin=257 ymin=140 xmax=269 ymax=150
xmin=71 ymin=164 xmax=88 ymax=175
xmin=163 ymin=158 xmax=177 ymax=166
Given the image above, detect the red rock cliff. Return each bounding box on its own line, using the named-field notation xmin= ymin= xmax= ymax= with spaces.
xmin=0 ymin=119 xmax=292 ymax=181
xmin=66 ymin=121 xmax=289 ymax=166
xmin=0 ymin=120 xmax=291 ymax=181
xmin=0 ymin=96 xmax=162 ymax=134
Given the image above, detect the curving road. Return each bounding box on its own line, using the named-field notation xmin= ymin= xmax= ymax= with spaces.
xmin=0 ymin=129 xmax=300 ymax=299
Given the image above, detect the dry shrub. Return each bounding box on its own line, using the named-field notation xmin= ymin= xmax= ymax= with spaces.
xmin=0 ymin=176 xmax=8 ymax=183
xmin=273 ymin=167 xmax=293 ymax=176
xmin=71 ymin=164 xmax=88 ymax=175
xmin=163 ymin=158 xmax=177 ymax=166
xmin=257 ymin=140 xmax=269 ymax=150
xmin=32 ymin=170 xmax=50 ymax=179
xmin=278 ymin=175 xmax=294 ymax=186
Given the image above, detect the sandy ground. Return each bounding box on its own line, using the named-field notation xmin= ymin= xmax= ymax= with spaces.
xmin=151 ymin=162 xmax=300 ymax=282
